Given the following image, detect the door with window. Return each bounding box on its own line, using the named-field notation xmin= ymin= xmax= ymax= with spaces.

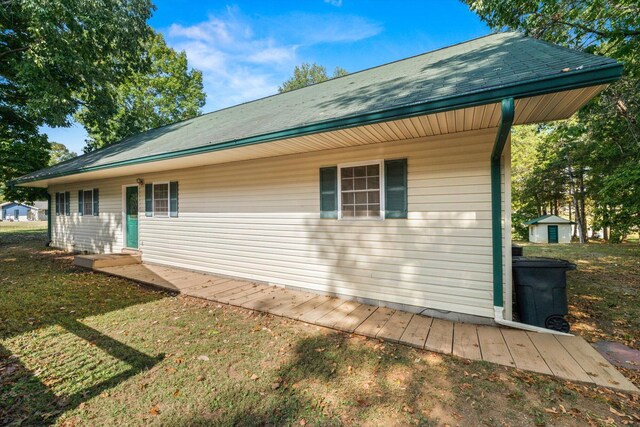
xmin=125 ymin=186 xmax=139 ymax=248
xmin=14 ymin=209 xmax=19 ymax=221
xmin=547 ymin=225 xmax=559 ymax=244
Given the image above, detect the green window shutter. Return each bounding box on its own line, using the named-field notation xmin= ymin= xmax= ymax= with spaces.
xmin=93 ymin=188 xmax=99 ymax=215
xmin=78 ymin=190 xmax=84 ymax=216
xmin=169 ymin=181 xmax=179 ymax=218
xmin=65 ymin=191 xmax=71 ymax=216
xmin=384 ymin=159 xmax=408 ymax=219
xmin=55 ymin=193 xmax=60 ymax=215
xmin=145 ymin=183 xmax=153 ymax=217
xmin=319 ymin=166 xmax=338 ymax=219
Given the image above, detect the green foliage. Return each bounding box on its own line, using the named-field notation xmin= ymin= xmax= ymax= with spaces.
xmin=279 ymin=63 xmax=348 ymax=93
xmin=48 ymin=142 xmax=77 ymax=166
xmin=77 ymin=33 xmax=206 ymax=151
xmin=0 ymin=0 xmax=155 ymax=199
xmin=0 ymin=0 xmax=154 ymax=129
xmin=466 ymin=0 xmax=640 ymax=241
xmin=0 ymin=126 xmax=49 ymax=202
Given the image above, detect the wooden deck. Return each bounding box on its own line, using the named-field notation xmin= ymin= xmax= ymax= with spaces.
xmin=93 ymin=261 xmax=638 ymax=393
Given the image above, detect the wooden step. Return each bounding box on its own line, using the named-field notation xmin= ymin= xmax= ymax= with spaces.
xmin=74 ymin=253 xmax=141 ymax=269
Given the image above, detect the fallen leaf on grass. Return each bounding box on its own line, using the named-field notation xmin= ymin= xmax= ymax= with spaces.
xmin=149 ymin=405 xmax=160 ymax=415
xmin=250 ymin=374 xmax=259 ymax=380
xmin=609 ymin=406 xmax=627 ymax=417
xmin=173 ymin=389 xmax=180 ymax=397
xmin=299 ymin=419 xmax=307 ymax=426
xmin=544 ymin=407 xmax=558 ymax=414
xmin=197 ymin=355 xmax=210 ymax=361
xmin=196 ymin=375 xmax=205 ymax=382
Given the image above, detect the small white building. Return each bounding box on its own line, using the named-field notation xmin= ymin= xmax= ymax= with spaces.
xmin=525 ymin=215 xmax=573 ymax=244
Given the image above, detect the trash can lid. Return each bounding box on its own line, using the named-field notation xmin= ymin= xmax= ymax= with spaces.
xmin=512 ymin=256 xmax=576 ymax=269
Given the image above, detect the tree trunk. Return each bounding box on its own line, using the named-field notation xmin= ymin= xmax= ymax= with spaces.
xmin=578 ymin=173 xmax=588 ymax=243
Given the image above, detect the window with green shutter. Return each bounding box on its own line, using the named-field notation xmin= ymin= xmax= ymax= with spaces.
xmin=64 ymin=191 xmax=70 ymax=216
xmin=78 ymin=190 xmax=84 ymax=215
xmin=145 ymin=183 xmax=153 ymax=217
xmin=384 ymin=159 xmax=408 ymax=219
xmin=145 ymin=182 xmax=179 ymax=217
xmin=319 ymin=167 xmax=338 ymax=219
xmin=169 ymin=181 xmax=179 ymax=217
xmin=93 ymin=188 xmax=99 ymax=215
xmin=320 ymin=158 xmax=408 ymax=220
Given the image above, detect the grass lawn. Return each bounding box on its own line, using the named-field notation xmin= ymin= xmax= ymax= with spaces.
xmin=1 ymin=225 xmax=639 ymax=426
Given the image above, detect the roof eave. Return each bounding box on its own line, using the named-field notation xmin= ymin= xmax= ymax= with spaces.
xmin=12 ymin=61 xmax=623 ymax=187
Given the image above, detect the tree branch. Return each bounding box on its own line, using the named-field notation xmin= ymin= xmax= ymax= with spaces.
xmin=0 ymin=45 xmax=30 ymax=60
xmin=535 ymin=12 xmax=640 ymax=38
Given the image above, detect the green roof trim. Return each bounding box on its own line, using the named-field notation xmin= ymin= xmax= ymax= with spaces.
xmin=12 ymin=32 xmax=623 ymax=186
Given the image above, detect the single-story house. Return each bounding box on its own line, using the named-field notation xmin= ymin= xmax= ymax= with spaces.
xmin=525 ymin=214 xmax=574 ymax=244
xmin=11 ymin=32 xmax=621 ymax=326
xmin=0 ymin=201 xmax=43 ymax=221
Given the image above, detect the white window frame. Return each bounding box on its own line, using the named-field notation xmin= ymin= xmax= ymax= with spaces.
xmin=337 ymin=159 xmax=385 ymax=221
xmin=152 ymin=181 xmax=170 ymax=218
xmin=82 ymin=189 xmax=94 ymax=216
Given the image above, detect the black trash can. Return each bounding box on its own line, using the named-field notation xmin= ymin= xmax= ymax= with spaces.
xmin=512 ymin=257 xmax=576 ymax=332
xmin=512 ymin=245 xmax=523 ymax=256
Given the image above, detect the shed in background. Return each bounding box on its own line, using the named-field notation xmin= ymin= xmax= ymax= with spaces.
xmin=524 ymin=215 xmax=573 ymax=244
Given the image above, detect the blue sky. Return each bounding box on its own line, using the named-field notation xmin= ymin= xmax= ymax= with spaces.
xmin=42 ymin=0 xmax=490 ymax=154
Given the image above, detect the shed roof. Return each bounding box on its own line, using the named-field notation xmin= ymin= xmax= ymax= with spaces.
xmin=13 ymin=31 xmax=622 ymax=186
xmin=524 ymin=214 xmax=574 ymax=225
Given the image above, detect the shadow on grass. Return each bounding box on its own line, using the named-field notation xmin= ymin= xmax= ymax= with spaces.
xmin=162 ymin=332 xmax=440 ymax=426
xmin=0 ymin=231 xmax=166 ymax=425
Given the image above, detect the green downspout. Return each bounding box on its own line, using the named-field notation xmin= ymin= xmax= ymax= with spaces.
xmin=46 ymin=192 xmax=52 ymax=245
xmin=491 ymin=98 xmax=515 ymax=308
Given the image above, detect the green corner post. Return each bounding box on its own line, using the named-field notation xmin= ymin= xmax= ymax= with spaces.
xmin=46 ymin=191 xmax=52 ymax=245
xmin=491 ymin=98 xmax=515 ymax=308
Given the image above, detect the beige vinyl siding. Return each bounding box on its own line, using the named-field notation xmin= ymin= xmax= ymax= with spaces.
xmin=50 ymin=182 xmax=127 ymax=253
xmin=50 ymin=127 xmax=503 ymax=318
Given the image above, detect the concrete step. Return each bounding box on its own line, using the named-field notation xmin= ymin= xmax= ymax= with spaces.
xmin=74 ymin=253 xmax=142 ymax=269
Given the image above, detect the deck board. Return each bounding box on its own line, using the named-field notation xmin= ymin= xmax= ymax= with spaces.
xmin=333 ymin=304 xmax=377 ymax=332
xmin=477 ymin=325 xmax=514 ymax=367
xmin=355 ymin=307 xmax=394 ymax=338
xmin=241 ymin=288 xmax=289 ymax=310
xmin=400 ymin=315 xmax=433 ymax=349
xmin=214 ymin=283 xmax=266 ymax=304
xmin=289 ymin=296 xmax=333 ymax=320
xmin=377 ymin=311 xmax=414 ymax=342
xmin=425 ymin=319 xmax=454 ymax=354
xmin=501 ymin=329 xmax=552 ymax=375
xmin=528 ymin=332 xmax=593 ymax=383
xmin=299 ymin=298 xmax=346 ymax=324
xmin=316 ymin=301 xmax=361 ymax=328
xmin=90 ymin=261 xmax=638 ymax=393
xmin=268 ymin=291 xmax=318 ymax=317
xmin=452 ymin=323 xmax=481 ymax=360
xmin=555 ymin=335 xmax=638 ymax=392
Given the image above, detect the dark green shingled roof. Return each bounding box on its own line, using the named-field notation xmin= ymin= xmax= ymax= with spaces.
xmin=14 ymin=31 xmax=622 ymax=185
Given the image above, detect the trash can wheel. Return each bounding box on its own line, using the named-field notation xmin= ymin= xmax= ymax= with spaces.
xmin=545 ymin=315 xmax=570 ymax=333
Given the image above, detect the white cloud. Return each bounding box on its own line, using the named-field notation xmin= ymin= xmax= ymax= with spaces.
xmin=324 ymin=0 xmax=343 ymax=6
xmin=162 ymin=7 xmax=382 ymax=111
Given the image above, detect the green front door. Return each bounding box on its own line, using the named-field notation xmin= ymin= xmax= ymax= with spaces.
xmin=126 ymin=186 xmax=139 ymax=248
xmin=547 ymin=225 xmax=559 ymax=244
